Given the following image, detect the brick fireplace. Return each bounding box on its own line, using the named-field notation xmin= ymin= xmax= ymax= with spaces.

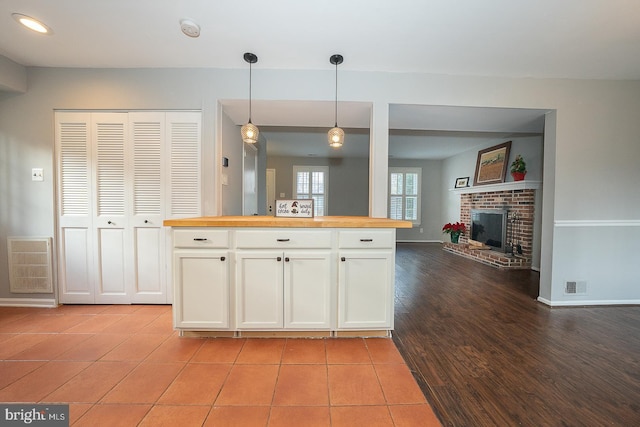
xmin=443 ymin=183 xmax=538 ymax=269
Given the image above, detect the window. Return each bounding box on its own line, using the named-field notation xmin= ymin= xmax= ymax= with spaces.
xmin=389 ymin=167 xmax=421 ymax=225
xmin=293 ymin=166 xmax=328 ymax=216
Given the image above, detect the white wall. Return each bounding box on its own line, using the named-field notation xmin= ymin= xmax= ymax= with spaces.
xmin=1 ymin=66 xmax=639 ymax=304
xmin=0 ymin=55 xmax=26 ymax=92
xmin=220 ymin=109 xmax=243 ymax=215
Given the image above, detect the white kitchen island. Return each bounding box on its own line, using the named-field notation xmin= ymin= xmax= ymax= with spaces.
xmin=163 ymin=216 xmax=412 ymax=337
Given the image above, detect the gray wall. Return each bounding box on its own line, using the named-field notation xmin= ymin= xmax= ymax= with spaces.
xmin=267 ymin=156 xmax=369 ymax=216
xmin=441 ymin=135 xmax=544 ymax=268
xmin=1 ymin=66 xmax=639 ymax=305
xmin=388 ymin=158 xmax=442 ymax=242
xmin=220 ymin=109 xmax=243 ymax=215
xmin=219 ymin=110 xmax=267 ymax=216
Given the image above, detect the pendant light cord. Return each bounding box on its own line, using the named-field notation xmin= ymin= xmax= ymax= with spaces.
xmin=334 ymin=61 xmax=338 ymax=127
xmin=248 ymin=60 xmax=253 ymax=123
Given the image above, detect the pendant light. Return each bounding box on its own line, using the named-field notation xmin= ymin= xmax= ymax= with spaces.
xmin=241 ymin=52 xmax=259 ymax=144
xmin=328 ymin=54 xmax=344 ymax=148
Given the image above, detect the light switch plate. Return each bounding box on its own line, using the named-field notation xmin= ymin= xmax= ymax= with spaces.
xmin=32 ymin=168 xmax=44 ymax=181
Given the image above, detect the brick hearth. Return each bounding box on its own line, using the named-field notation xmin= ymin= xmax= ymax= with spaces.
xmin=444 ymin=187 xmax=536 ymax=269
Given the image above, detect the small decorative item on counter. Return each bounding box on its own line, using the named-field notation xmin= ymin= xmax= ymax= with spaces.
xmin=510 ymin=154 xmax=527 ymax=181
xmin=442 ymin=222 xmax=466 ymax=244
xmin=275 ymin=199 xmax=314 ymax=218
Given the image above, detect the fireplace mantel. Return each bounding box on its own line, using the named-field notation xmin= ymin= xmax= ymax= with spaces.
xmin=450 ymin=180 xmax=541 ymax=195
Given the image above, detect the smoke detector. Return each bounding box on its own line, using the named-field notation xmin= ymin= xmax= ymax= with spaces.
xmin=180 ymin=19 xmax=200 ymax=38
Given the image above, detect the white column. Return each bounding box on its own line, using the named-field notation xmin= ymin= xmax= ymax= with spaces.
xmin=369 ymin=102 xmax=389 ymax=218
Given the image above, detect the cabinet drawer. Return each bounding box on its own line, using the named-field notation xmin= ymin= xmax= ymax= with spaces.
xmin=173 ymin=229 xmax=230 ymax=248
xmin=338 ymin=229 xmax=394 ymax=249
xmin=235 ymin=229 xmax=332 ymax=249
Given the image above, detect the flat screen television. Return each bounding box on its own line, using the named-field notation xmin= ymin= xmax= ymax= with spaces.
xmin=470 ymin=209 xmax=508 ymax=252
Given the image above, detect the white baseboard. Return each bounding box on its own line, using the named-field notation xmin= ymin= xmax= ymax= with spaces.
xmin=537 ymin=297 xmax=640 ymax=307
xmin=0 ymin=298 xmax=58 ymax=308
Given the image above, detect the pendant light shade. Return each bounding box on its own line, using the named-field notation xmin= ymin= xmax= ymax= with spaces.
xmin=328 ymin=54 xmax=344 ymax=148
xmin=241 ymin=122 xmax=259 ymax=143
xmin=328 ymin=127 xmax=345 ymax=148
xmin=241 ymin=52 xmax=259 ymax=144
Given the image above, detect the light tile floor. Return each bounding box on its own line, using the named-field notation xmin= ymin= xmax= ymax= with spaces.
xmin=0 ymin=305 xmax=440 ymax=426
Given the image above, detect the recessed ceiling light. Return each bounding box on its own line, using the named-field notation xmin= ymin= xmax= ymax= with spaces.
xmin=12 ymin=13 xmax=53 ymax=35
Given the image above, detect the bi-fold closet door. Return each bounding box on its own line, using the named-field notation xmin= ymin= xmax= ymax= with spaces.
xmin=56 ymin=111 xmax=201 ymax=304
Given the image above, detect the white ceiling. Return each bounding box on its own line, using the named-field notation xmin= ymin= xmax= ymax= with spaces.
xmin=2 ymin=0 xmax=639 ymax=79
xmin=2 ymin=0 xmax=634 ymax=158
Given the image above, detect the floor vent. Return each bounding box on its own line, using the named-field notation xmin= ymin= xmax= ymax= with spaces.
xmin=7 ymin=237 xmax=53 ymax=293
xmin=565 ymin=280 xmax=587 ymax=295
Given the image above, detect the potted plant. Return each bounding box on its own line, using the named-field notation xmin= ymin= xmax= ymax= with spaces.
xmin=510 ymin=154 xmax=527 ymax=181
xmin=442 ymin=222 xmax=466 ymax=244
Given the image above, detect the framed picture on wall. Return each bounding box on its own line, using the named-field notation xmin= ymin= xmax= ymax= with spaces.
xmin=473 ymin=141 xmax=512 ymax=186
xmin=454 ymin=177 xmax=469 ymax=188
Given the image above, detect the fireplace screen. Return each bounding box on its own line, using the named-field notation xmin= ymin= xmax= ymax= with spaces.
xmin=470 ymin=209 xmax=507 ymax=252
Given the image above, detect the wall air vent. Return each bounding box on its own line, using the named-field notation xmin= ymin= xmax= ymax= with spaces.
xmin=7 ymin=237 xmax=53 ymax=293
xmin=565 ymin=280 xmax=587 ymax=295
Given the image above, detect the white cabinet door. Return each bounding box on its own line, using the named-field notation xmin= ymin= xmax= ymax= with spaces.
xmin=236 ymin=251 xmax=283 ymax=329
xmin=56 ymin=113 xmax=95 ymax=303
xmin=338 ymin=250 xmax=394 ymax=329
xmin=284 ymin=250 xmax=332 ymax=329
xmin=174 ymin=250 xmax=229 ymax=329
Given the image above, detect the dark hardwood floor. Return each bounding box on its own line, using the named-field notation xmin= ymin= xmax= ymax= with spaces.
xmin=392 ymin=242 xmax=640 ymax=427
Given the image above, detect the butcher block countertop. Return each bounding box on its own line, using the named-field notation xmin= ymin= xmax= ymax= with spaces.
xmin=163 ymin=215 xmax=412 ymax=228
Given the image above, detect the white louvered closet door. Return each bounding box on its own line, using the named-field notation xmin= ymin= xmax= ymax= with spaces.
xmin=167 ymin=112 xmax=202 ymax=219
xmin=56 ymin=111 xmax=202 ymax=304
xmin=164 ymin=112 xmax=202 ymax=305
xmin=92 ymin=113 xmax=131 ymax=304
xmin=129 ymin=112 xmax=166 ymax=303
xmin=56 ymin=112 xmax=95 ymax=303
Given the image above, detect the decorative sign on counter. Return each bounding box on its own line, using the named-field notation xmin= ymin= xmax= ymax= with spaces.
xmin=275 ymin=199 xmax=314 ymax=218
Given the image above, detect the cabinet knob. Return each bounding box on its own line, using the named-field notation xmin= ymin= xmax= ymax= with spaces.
xmin=341 ymin=257 xmax=346 ymax=262
xmin=220 ymin=256 xmax=226 ymax=261
xmin=193 ymin=238 xmax=208 ymax=241
xmin=360 ymin=238 xmax=373 ymax=242
xmin=285 ymin=257 xmax=290 ymax=262
xmin=277 ymin=257 xmax=282 ymax=261
xmin=107 ymin=221 xmax=113 ymax=225
xmin=277 ymin=238 xmax=290 ymax=242
xmin=144 ymin=220 xmax=149 ymax=224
